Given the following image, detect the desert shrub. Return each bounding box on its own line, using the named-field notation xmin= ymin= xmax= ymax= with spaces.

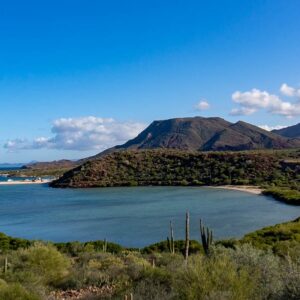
xmin=0 ymin=233 xmax=31 ymax=252
xmin=263 ymin=188 xmax=300 ymax=205
xmin=280 ymin=256 xmax=300 ymax=299
xmin=133 ymin=278 xmax=175 ymax=300
xmin=272 ymin=241 xmax=300 ymax=261
xmin=133 ymin=266 xmax=174 ymax=300
xmin=224 ymin=244 xmax=283 ymax=299
xmin=142 ymin=240 xmax=202 ymax=255
xmin=122 ymin=252 xmax=151 ymax=280
xmin=0 ymin=283 xmax=40 ymax=300
xmin=148 ymin=252 xmax=184 ymax=270
xmin=215 ymin=238 xmax=238 ymax=249
xmin=8 ymin=243 xmax=70 ymax=287
xmin=241 ymin=217 xmax=300 ymax=256
xmin=55 ymin=240 xmax=123 ymax=256
xmin=175 ymin=252 xmax=255 ymax=300
xmin=66 ymin=252 xmax=129 ymax=292
xmin=54 ymin=241 xmax=84 ymax=256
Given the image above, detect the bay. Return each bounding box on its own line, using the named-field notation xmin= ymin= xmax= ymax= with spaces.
xmin=0 ymin=185 xmax=299 ymax=247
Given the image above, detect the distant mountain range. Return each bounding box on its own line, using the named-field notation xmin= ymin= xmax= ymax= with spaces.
xmin=0 ymin=163 xmax=27 ymax=169
xmin=20 ymin=117 xmax=300 ymax=171
xmin=23 ymin=160 xmax=78 ymax=170
xmin=272 ymin=123 xmax=300 ymax=139
xmin=90 ymin=117 xmax=300 ymax=159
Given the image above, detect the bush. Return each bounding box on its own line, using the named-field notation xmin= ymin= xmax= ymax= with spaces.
xmin=225 ymin=244 xmax=283 ymax=299
xmin=263 ymin=188 xmax=300 ymax=205
xmin=10 ymin=243 xmax=70 ymax=287
xmin=280 ymin=256 xmax=300 ymax=299
xmin=175 ymin=252 xmax=255 ymax=300
xmin=133 ymin=267 xmax=174 ymax=300
xmin=241 ymin=217 xmax=300 ymax=257
xmin=0 ymin=283 xmax=40 ymax=300
xmin=142 ymin=240 xmax=202 ymax=255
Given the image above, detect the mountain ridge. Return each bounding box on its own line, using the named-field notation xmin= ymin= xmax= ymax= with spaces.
xmin=88 ymin=117 xmax=300 ymax=160
xmin=272 ymin=123 xmax=300 ymax=139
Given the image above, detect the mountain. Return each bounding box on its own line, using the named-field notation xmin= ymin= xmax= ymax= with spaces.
xmin=22 ymin=159 xmax=78 ymax=170
xmin=202 ymin=121 xmax=300 ymax=151
xmin=89 ymin=117 xmax=300 ymax=159
xmin=272 ymin=123 xmax=300 ymax=139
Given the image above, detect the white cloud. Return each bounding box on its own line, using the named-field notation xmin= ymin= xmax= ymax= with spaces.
xmin=280 ymin=83 xmax=300 ymax=98
xmin=258 ymin=125 xmax=287 ymax=131
xmin=195 ymin=100 xmax=210 ymax=111
xmin=231 ymin=86 xmax=300 ymax=118
xmin=4 ymin=116 xmax=146 ymax=151
xmin=232 ymin=89 xmax=282 ymax=109
xmin=230 ymin=107 xmax=257 ymax=116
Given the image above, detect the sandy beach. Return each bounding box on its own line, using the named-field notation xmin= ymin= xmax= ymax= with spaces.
xmin=210 ymin=185 xmax=263 ymax=195
xmin=0 ymin=179 xmax=52 ymax=185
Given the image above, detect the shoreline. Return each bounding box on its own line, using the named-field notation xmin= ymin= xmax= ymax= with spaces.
xmin=0 ymin=179 xmax=52 ymax=185
xmin=209 ymin=185 xmax=263 ymax=195
xmin=0 ymin=181 xmax=263 ymax=194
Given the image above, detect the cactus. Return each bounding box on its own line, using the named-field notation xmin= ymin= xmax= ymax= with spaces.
xmin=4 ymin=257 xmax=8 ymax=273
xmin=151 ymin=258 xmax=156 ymax=268
xmin=124 ymin=293 xmax=133 ymax=300
xmin=200 ymin=219 xmax=213 ymax=255
xmin=184 ymin=211 xmax=190 ymax=263
xmin=167 ymin=237 xmax=171 ymax=253
xmin=169 ymin=221 xmax=175 ymax=254
xmin=103 ymin=239 xmax=107 ymax=253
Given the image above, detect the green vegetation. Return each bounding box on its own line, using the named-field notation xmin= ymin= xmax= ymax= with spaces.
xmin=1 ymin=167 xmax=71 ymax=178
xmin=263 ymin=188 xmax=300 ymax=205
xmin=240 ymin=217 xmax=300 ymax=259
xmin=51 ymin=148 xmax=300 ymax=204
xmin=0 ymin=218 xmax=299 ymax=299
xmin=52 ymin=149 xmax=300 ymax=188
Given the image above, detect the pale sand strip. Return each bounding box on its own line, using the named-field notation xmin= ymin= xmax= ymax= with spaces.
xmin=209 ymin=185 xmax=263 ymax=195
xmin=0 ymin=179 xmax=52 ymax=185
xmin=0 ymin=181 xmax=262 ymax=193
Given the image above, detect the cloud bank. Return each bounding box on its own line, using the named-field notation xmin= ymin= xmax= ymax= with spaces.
xmin=230 ymin=84 xmax=300 ymax=118
xmin=4 ymin=117 xmax=146 ymax=151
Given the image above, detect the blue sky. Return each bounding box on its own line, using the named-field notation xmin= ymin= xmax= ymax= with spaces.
xmin=1 ymin=0 xmax=300 ymax=163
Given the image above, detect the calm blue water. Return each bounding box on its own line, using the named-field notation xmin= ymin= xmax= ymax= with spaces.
xmin=0 ymin=176 xmax=35 ymax=182
xmin=0 ymin=167 xmax=22 ymax=171
xmin=0 ymin=185 xmax=299 ymax=247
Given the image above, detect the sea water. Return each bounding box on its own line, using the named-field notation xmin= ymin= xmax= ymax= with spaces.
xmin=0 ymin=185 xmax=299 ymax=247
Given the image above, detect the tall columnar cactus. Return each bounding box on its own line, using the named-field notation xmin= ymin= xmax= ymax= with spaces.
xmin=124 ymin=293 xmax=133 ymax=300
xmin=185 ymin=211 xmax=190 ymax=263
xmin=103 ymin=239 xmax=107 ymax=253
xmin=4 ymin=257 xmax=8 ymax=273
xmin=200 ymin=219 xmax=213 ymax=255
xmin=169 ymin=221 xmax=175 ymax=254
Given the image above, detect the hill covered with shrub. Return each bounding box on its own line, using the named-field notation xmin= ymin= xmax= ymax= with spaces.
xmin=51 ymin=149 xmax=300 ymax=191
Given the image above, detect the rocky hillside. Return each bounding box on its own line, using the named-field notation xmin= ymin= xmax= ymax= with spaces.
xmin=22 ymin=159 xmax=78 ymax=170
xmin=273 ymin=123 xmax=300 ymax=139
xmin=51 ymin=149 xmax=300 ymax=188
xmin=90 ymin=117 xmax=300 ymax=159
